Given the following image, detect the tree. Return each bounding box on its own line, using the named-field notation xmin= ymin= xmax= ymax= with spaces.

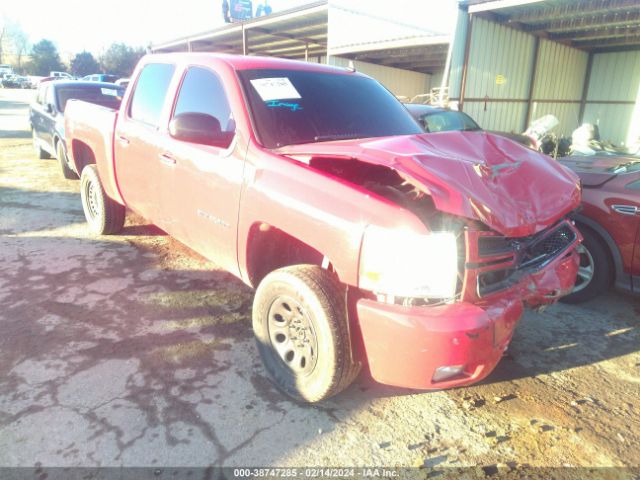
xmin=10 ymin=28 xmax=29 ymax=71
xmin=71 ymin=51 xmax=99 ymax=77
xmin=100 ymin=43 xmax=145 ymax=77
xmin=28 ymin=39 xmax=63 ymax=75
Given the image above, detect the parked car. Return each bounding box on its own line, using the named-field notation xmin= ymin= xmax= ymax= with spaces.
xmin=406 ymin=103 xmax=535 ymax=148
xmin=559 ymin=156 xmax=640 ymax=303
xmin=0 ymin=64 xmax=14 ymax=76
xmin=64 ymin=53 xmax=582 ymax=402
xmin=0 ymin=74 xmax=30 ymax=89
xmin=50 ymin=71 xmax=74 ymax=80
xmin=82 ymin=74 xmax=119 ymax=83
xmin=30 ymin=81 xmax=124 ymax=179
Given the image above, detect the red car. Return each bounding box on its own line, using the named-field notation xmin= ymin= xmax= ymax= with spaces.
xmin=64 ymin=53 xmax=582 ymax=402
xmin=559 ymin=156 xmax=640 ymax=302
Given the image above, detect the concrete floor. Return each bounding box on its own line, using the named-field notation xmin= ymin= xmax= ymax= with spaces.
xmin=1 ymin=88 xmax=639 ymax=474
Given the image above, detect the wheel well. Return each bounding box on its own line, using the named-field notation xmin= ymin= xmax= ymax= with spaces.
xmin=575 ymin=221 xmax=615 ymax=286
xmin=71 ymin=140 xmax=96 ymax=174
xmin=246 ymin=223 xmax=327 ymax=287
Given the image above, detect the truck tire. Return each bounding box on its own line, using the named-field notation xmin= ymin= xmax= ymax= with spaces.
xmin=560 ymin=228 xmax=611 ymax=304
xmin=252 ymin=265 xmax=361 ymax=402
xmin=80 ymin=165 xmax=125 ymax=235
xmin=32 ymin=130 xmax=50 ymax=159
xmin=56 ymin=141 xmax=79 ymax=180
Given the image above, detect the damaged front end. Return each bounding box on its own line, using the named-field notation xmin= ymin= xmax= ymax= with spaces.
xmin=278 ymin=130 xmax=582 ymax=389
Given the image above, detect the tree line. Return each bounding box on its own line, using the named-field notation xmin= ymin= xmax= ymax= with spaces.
xmin=1 ymin=19 xmax=145 ymax=78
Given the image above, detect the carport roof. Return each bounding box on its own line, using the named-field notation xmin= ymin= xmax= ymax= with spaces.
xmin=151 ymin=1 xmax=449 ymax=74
xmin=462 ymin=0 xmax=640 ymax=52
xmin=151 ymin=1 xmax=329 ymax=59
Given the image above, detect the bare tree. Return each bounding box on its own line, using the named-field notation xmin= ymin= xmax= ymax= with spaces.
xmin=0 ymin=18 xmax=7 ymax=64
xmin=10 ymin=28 xmax=28 ymax=70
xmin=0 ymin=18 xmax=29 ymax=70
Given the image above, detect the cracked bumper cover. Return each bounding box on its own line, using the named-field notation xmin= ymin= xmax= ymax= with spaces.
xmin=355 ymin=246 xmax=580 ymax=390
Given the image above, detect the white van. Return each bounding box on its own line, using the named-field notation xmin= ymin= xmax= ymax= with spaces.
xmin=50 ymin=71 xmax=74 ymax=80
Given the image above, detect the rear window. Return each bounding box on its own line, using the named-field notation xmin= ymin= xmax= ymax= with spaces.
xmin=416 ymin=110 xmax=481 ymax=133
xmin=55 ymin=85 xmax=124 ymax=112
xmin=129 ymin=63 xmax=175 ymax=127
xmin=238 ymin=69 xmax=422 ymax=148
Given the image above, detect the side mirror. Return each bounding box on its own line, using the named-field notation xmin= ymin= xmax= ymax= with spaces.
xmin=169 ymin=112 xmax=232 ymax=148
xmin=45 ymin=104 xmax=54 ymax=114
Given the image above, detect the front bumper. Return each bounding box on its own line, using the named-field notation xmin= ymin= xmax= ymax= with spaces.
xmin=356 ymin=241 xmax=580 ymax=390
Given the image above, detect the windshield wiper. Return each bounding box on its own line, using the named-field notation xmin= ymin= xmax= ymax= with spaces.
xmin=313 ymin=133 xmax=365 ymax=142
xmin=611 ymin=160 xmax=640 ymax=174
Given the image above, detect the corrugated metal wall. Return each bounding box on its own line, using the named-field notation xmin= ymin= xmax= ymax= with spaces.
xmin=459 ymin=17 xmax=535 ymax=132
xmin=452 ymin=16 xmax=590 ymax=137
xmin=530 ymin=40 xmax=588 ymax=136
xmin=583 ymin=50 xmax=640 ymax=145
xmin=327 ymin=56 xmax=431 ymax=99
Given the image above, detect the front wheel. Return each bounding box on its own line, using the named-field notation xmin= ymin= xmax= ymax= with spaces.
xmin=80 ymin=165 xmax=125 ymax=235
xmin=32 ymin=130 xmax=50 ymax=159
xmin=252 ymin=265 xmax=361 ymax=403
xmin=561 ymin=228 xmax=611 ymax=304
xmin=56 ymin=141 xmax=79 ymax=180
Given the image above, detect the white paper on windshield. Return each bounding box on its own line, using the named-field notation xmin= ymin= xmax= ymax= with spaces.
xmin=101 ymin=88 xmax=119 ymax=96
xmin=250 ymin=77 xmax=301 ymax=101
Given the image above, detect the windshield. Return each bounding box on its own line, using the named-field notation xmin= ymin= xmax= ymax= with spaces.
xmin=609 ymin=160 xmax=640 ymax=174
xmin=56 ymin=85 xmax=124 ymax=113
xmin=417 ymin=110 xmax=481 ymax=133
xmin=238 ymin=69 xmax=422 ymax=148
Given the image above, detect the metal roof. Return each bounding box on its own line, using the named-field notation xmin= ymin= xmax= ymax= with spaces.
xmin=462 ymin=0 xmax=640 ymax=52
xmin=342 ymin=42 xmax=450 ymax=74
xmin=151 ymin=1 xmax=449 ymax=74
xmin=152 ymin=1 xmax=329 ymax=59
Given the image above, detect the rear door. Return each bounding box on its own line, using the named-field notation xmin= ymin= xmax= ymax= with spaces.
xmin=160 ymin=65 xmax=245 ymax=274
xmin=39 ymin=85 xmax=57 ymax=151
xmin=30 ymin=84 xmax=50 ymax=145
xmin=113 ymin=63 xmax=176 ymax=222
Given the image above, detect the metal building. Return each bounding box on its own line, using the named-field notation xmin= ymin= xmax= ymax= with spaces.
xmin=449 ymin=0 xmax=640 ymax=145
xmin=151 ymin=0 xmax=450 ymax=99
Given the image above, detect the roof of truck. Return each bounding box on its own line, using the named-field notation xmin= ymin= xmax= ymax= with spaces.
xmin=143 ymin=52 xmax=358 ymax=75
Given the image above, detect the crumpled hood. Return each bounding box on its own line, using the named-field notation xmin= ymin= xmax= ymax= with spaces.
xmin=277 ymin=132 xmax=581 ymax=237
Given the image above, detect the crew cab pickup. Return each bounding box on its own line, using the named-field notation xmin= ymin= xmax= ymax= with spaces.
xmin=65 ymin=53 xmax=582 ymax=402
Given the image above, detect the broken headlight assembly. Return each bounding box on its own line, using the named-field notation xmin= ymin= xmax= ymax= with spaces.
xmin=359 ymin=225 xmax=458 ymax=300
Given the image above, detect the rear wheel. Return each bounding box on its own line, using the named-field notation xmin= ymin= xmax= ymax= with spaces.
xmin=252 ymin=265 xmax=361 ymax=403
xmin=80 ymin=165 xmax=125 ymax=235
xmin=561 ymin=228 xmax=611 ymax=304
xmin=32 ymin=130 xmax=50 ymax=159
xmin=56 ymin=141 xmax=79 ymax=180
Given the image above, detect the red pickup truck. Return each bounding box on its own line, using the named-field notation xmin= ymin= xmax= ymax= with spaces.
xmin=65 ymin=53 xmax=582 ymax=402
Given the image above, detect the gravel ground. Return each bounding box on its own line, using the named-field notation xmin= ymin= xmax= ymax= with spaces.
xmin=1 ymin=88 xmax=639 ymax=476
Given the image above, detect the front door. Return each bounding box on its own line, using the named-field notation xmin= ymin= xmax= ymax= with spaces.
xmin=160 ymin=66 xmax=245 ymax=275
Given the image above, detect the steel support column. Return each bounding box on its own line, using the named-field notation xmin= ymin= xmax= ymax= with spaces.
xmin=523 ymin=36 xmax=540 ymax=129
xmin=459 ymin=13 xmax=474 ymax=112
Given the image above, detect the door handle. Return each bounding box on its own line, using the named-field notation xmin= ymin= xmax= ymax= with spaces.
xmin=611 ymin=205 xmax=639 ymax=216
xmin=118 ymin=135 xmax=130 ymax=146
xmin=159 ymin=152 xmax=177 ymax=166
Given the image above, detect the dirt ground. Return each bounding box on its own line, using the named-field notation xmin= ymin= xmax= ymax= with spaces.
xmin=1 ymin=88 xmax=639 ymax=475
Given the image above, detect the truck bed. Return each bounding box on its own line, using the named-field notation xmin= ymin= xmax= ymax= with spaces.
xmin=65 ymin=100 xmax=123 ymax=204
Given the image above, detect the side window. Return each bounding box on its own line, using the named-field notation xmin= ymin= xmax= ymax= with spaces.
xmin=173 ymin=67 xmax=235 ymax=136
xmin=36 ymin=85 xmax=48 ymax=105
xmin=129 ymin=63 xmax=175 ymax=127
xmin=45 ymin=86 xmax=55 ymax=108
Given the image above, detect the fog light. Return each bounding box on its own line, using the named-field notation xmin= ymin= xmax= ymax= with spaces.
xmin=432 ymin=365 xmax=465 ymax=383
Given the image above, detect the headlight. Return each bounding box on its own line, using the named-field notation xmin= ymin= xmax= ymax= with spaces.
xmin=359 ymin=225 xmax=458 ymax=299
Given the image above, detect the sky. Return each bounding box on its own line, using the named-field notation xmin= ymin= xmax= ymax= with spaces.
xmin=1 ymin=0 xmax=457 ymax=61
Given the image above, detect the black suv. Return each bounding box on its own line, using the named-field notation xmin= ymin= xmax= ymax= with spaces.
xmin=30 ymin=80 xmax=124 ymax=179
